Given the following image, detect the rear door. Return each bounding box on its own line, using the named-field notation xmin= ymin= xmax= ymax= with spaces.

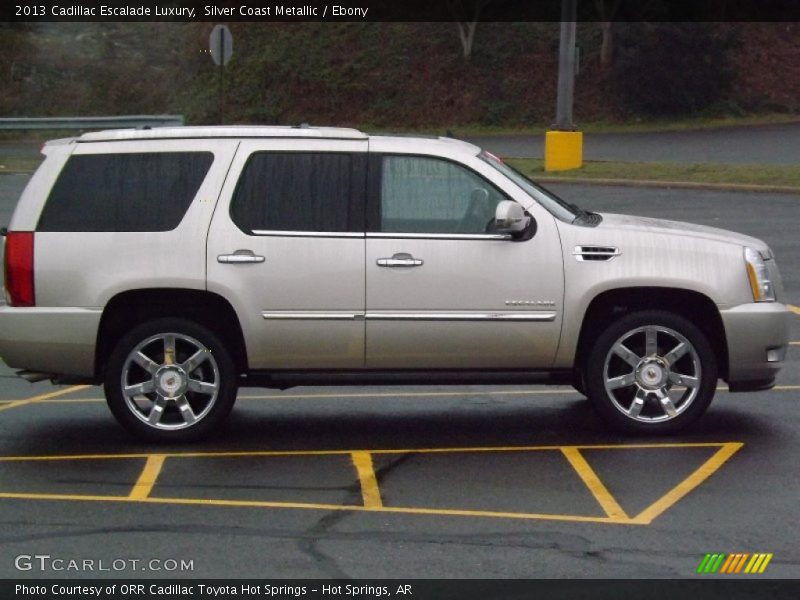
xmin=207 ymin=138 xmax=368 ymax=369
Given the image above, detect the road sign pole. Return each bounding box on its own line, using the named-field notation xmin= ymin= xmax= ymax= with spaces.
xmin=209 ymin=25 xmax=233 ymax=125
xmin=219 ymin=32 xmax=224 ymax=124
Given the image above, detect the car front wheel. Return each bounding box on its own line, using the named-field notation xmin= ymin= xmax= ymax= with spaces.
xmin=585 ymin=310 xmax=718 ymax=434
xmin=104 ymin=318 xmax=238 ymax=442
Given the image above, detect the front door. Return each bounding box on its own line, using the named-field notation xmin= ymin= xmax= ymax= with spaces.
xmin=365 ymin=151 xmax=564 ymax=369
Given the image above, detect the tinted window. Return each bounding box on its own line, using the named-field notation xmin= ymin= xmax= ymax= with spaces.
xmin=38 ymin=152 xmax=213 ymax=232
xmin=230 ymin=152 xmax=365 ymax=233
xmin=380 ymin=156 xmax=508 ymax=234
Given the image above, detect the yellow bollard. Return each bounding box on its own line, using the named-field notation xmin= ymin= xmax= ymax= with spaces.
xmin=544 ymin=130 xmax=583 ymax=171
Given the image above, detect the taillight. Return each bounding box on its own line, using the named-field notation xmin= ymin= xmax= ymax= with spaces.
xmin=4 ymin=231 xmax=35 ymax=307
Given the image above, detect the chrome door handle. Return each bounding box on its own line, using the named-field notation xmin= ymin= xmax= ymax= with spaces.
xmin=217 ymin=250 xmax=265 ymax=264
xmin=376 ymin=253 xmax=424 ymax=267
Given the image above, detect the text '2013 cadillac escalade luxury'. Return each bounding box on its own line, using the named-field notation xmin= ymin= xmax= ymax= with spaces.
xmin=0 ymin=126 xmax=791 ymax=440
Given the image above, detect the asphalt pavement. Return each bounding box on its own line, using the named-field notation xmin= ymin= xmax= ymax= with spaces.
xmin=467 ymin=122 xmax=800 ymax=163
xmin=0 ymin=174 xmax=798 ymax=579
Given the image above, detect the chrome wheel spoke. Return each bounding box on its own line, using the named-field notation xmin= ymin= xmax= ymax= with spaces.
xmin=663 ymin=341 xmax=689 ymax=365
xmin=668 ymin=371 xmax=699 ymax=388
xmin=656 ymin=389 xmax=678 ymax=417
xmin=606 ymin=372 xmax=636 ymax=390
xmin=124 ymin=380 xmax=155 ymax=397
xmin=628 ymin=389 xmax=647 ymax=418
xmin=187 ymin=378 xmax=217 ymax=395
xmin=147 ymin=396 xmax=167 ymax=425
xmin=132 ymin=351 xmax=160 ymax=374
xmin=644 ymin=327 xmax=658 ymax=357
xmin=175 ymin=395 xmax=197 ymax=425
xmin=163 ymin=334 xmax=177 ymax=365
xmin=181 ymin=349 xmax=210 ymax=373
xmin=613 ymin=343 xmax=641 ymax=368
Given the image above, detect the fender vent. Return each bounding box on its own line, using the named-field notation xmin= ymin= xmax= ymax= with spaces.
xmin=573 ymin=245 xmax=620 ymax=261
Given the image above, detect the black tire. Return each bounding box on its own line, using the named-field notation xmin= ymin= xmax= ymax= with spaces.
xmin=584 ymin=310 xmax=718 ymax=435
xmin=104 ymin=318 xmax=238 ymax=442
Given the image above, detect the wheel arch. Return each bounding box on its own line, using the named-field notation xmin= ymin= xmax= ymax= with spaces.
xmin=573 ymin=287 xmax=728 ymax=383
xmin=95 ymin=288 xmax=248 ymax=380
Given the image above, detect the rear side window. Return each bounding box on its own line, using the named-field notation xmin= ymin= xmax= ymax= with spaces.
xmin=230 ymin=152 xmax=365 ymax=234
xmin=37 ymin=152 xmax=213 ymax=232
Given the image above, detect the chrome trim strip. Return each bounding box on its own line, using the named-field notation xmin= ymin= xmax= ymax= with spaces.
xmin=572 ymin=245 xmax=621 ymax=261
xmin=252 ymin=230 xmax=364 ymax=238
xmin=368 ymin=233 xmax=511 ymax=241
xmin=365 ymin=311 xmax=557 ymax=322
xmin=262 ymin=311 xmax=363 ymax=320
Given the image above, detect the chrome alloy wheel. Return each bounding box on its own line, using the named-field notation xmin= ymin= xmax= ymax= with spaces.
xmin=120 ymin=332 xmax=219 ymax=430
xmin=602 ymin=325 xmax=701 ymax=423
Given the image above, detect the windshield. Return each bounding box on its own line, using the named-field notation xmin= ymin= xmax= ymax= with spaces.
xmin=479 ymin=151 xmax=581 ymax=223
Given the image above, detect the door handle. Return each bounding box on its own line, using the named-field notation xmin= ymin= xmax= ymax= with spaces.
xmin=217 ymin=249 xmax=265 ymax=264
xmin=376 ymin=253 xmax=424 ymax=267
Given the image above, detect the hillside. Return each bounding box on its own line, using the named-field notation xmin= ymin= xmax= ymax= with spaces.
xmin=1 ymin=22 xmax=797 ymax=128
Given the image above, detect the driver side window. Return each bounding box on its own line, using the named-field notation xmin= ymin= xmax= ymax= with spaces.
xmin=380 ymin=155 xmax=509 ymax=234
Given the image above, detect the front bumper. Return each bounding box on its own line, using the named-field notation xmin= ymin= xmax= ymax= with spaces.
xmin=0 ymin=306 xmax=101 ymax=378
xmin=719 ymin=302 xmax=790 ymax=391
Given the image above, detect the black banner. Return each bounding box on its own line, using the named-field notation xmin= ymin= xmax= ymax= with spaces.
xmin=3 ymin=580 xmax=800 ymax=600
xmin=3 ymin=0 xmax=800 ymax=23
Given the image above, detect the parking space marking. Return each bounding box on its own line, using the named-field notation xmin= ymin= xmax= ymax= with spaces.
xmin=3 ymin=383 xmax=799 ymax=406
xmin=351 ymin=452 xmax=383 ymax=509
xmin=561 ymin=447 xmax=628 ymax=520
xmin=787 ymin=304 xmax=800 ymax=315
xmin=129 ymin=454 xmax=166 ymax=500
xmin=0 ymin=442 xmax=742 ymax=526
xmin=629 ymin=442 xmax=742 ymax=524
xmin=0 ymin=385 xmax=91 ymax=412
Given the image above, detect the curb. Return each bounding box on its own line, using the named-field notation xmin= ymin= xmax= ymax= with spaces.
xmin=534 ymin=176 xmax=800 ymax=195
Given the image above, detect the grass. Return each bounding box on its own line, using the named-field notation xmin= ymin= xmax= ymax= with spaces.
xmin=0 ymin=155 xmax=43 ymax=174
xmin=506 ymin=158 xmax=800 ymax=190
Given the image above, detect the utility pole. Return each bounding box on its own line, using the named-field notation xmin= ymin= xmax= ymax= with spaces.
xmin=545 ymin=0 xmax=583 ymax=171
xmin=555 ymin=0 xmax=577 ymax=130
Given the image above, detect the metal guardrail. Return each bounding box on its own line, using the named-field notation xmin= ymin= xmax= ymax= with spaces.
xmin=0 ymin=115 xmax=185 ymax=130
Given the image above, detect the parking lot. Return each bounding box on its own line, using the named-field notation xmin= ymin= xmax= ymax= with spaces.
xmin=0 ymin=177 xmax=799 ymax=578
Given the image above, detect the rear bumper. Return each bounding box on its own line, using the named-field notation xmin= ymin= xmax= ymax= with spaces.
xmin=720 ymin=302 xmax=790 ymax=390
xmin=0 ymin=306 xmax=101 ymax=378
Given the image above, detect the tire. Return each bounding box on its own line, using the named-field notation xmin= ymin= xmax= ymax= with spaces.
xmin=584 ymin=310 xmax=717 ymax=435
xmin=104 ymin=318 xmax=238 ymax=442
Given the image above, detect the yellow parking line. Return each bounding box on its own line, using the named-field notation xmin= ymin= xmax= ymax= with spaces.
xmin=0 ymin=442 xmax=741 ymax=462
xmin=787 ymin=304 xmax=800 ymax=315
xmin=11 ymin=381 xmax=800 ymax=407
xmin=630 ymin=442 xmax=743 ymax=525
xmin=561 ymin=447 xmax=628 ymax=520
xmin=0 ymin=385 xmax=91 ymax=412
xmin=0 ymin=491 xmax=630 ymax=525
xmin=351 ymin=452 xmax=383 ymax=509
xmin=128 ymin=455 xmax=166 ymax=500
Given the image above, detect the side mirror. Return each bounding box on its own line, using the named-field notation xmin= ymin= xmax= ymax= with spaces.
xmin=494 ymin=200 xmax=531 ymax=235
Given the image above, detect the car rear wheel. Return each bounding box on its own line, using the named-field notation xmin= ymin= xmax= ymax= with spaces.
xmin=104 ymin=318 xmax=237 ymax=442
xmin=585 ymin=310 xmax=718 ymax=434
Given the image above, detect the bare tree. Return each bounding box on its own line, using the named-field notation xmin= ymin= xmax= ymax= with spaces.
xmin=594 ymin=0 xmax=622 ymax=68
xmin=447 ymin=0 xmax=492 ymax=61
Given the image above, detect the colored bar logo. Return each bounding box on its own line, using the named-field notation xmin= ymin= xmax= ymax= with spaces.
xmin=697 ymin=553 xmax=773 ymax=574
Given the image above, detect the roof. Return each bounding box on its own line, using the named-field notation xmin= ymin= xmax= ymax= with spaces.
xmin=77 ymin=125 xmax=368 ymax=142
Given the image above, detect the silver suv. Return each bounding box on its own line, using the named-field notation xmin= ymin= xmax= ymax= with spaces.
xmin=0 ymin=126 xmax=790 ymax=440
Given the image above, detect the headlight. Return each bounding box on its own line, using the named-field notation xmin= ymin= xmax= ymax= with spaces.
xmin=744 ymin=247 xmax=775 ymax=302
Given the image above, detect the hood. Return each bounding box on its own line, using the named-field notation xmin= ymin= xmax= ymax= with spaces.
xmin=597 ymin=213 xmax=771 ymax=256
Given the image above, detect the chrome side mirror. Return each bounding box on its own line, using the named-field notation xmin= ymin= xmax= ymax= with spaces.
xmin=494 ymin=200 xmax=531 ymax=235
